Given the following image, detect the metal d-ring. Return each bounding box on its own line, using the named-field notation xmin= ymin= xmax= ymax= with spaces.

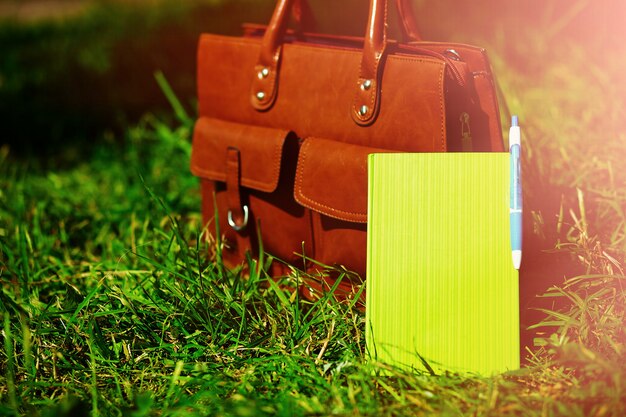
xmin=227 ymin=205 xmax=249 ymax=231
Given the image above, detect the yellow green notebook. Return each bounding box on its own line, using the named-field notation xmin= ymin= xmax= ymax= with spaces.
xmin=366 ymin=153 xmax=519 ymax=376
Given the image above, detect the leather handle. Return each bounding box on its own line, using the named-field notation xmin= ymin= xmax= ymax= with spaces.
xmin=250 ymin=0 xmax=294 ymax=112
xmin=250 ymin=0 xmax=395 ymax=126
xmin=291 ymin=0 xmax=317 ymax=36
xmin=292 ymin=0 xmax=422 ymax=43
xmin=395 ymin=0 xmax=422 ymax=42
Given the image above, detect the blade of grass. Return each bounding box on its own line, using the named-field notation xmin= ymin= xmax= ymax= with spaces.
xmin=154 ymin=70 xmax=192 ymax=127
xmin=3 ymin=314 xmax=18 ymax=411
xmin=164 ymin=360 xmax=185 ymax=409
xmin=87 ymin=326 xmax=99 ymax=417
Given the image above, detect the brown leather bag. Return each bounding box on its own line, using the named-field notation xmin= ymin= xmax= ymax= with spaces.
xmin=191 ymin=0 xmax=505 ymax=295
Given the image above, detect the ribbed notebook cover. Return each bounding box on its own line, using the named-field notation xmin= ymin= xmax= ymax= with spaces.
xmin=366 ymin=153 xmax=519 ymax=376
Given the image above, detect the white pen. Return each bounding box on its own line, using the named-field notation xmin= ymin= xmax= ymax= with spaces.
xmin=509 ymin=116 xmax=522 ymax=269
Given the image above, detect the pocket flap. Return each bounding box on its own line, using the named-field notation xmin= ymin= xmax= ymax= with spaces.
xmin=190 ymin=117 xmax=290 ymax=192
xmin=295 ymin=138 xmax=386 ymax=223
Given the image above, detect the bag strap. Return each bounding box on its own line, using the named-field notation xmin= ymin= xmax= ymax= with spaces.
xmin=395 ymin=0 xmax=422 ymax=42
xmin=291 ymin=0 xmax=423 ymax=42
xmin=250 ymin=0 xmax=396 ymax=126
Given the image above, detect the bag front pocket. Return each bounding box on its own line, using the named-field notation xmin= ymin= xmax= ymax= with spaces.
xmin=295 ymin=137 xmax=390 ymax=277
xmin=191 ymin=117 xmax=310 ymax=268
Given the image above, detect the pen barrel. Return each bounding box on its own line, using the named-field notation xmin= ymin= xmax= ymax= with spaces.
xmin=509 ymin=210 xmax=522 ymax=251
xmin=509 ymin=144 xmax=522 ymax=210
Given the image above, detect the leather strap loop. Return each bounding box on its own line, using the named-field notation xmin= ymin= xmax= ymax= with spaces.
xmin=250 ymin=0 xmax=294 ymax=111
xmin=350 ymin=0 xmax=387 ymax=126
xmin=225 ymin=147 xmax=247 ymax=230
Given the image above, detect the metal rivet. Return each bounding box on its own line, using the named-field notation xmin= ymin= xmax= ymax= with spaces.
xmin=359 ymin=105 xmax=369 ymax=116
xmin=361 ymin=79 xmax=372 ymax=90
xmin=256 ymin=91 xmax=266 ymax=101
xmin=257 ymin=67 xmax=270 ymax=79
xmin=444 ymin=49 xmax=462 ymax=61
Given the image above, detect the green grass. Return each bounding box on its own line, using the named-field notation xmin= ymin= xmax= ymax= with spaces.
xmin=2 ymin=9 xmax=626 ymax=417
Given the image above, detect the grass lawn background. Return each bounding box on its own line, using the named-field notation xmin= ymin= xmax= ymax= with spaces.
xmin=1 ymin=0 xmax=625 ymax=415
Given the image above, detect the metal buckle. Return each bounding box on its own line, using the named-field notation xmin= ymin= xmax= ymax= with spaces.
xmin=227 ymin=205 xmax=249 ymax=231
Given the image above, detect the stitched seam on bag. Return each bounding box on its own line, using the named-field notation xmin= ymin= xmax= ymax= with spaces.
xmin=350 ymin=55 xmax=443 ymax=123
xmin=294 ymin=140 xmax=308 ymax=209
xmin=287 ymin=42 xmax=446 ymax=67
xmin=369 ymin=56 xmax=446 ymax=145
xmin=241 ymin=131 xmax=284 ymax=191
xmin=190 ymin=166 xmax=225 ymax=182
xmin=191 ymin=125 xmax=287 ymax=192
xmin=205 ymin=35 xmax=446 ymax=68
xmin=202 ymin=34 xmax=258 ymax=48
xmin=378 ymin=56 xmax=445 ymax=150
xmin=295 ymin=139 xmax=367 ymax=221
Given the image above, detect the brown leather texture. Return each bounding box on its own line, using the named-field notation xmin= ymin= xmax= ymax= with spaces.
xmin=191 ymin=117 xmax=289 ymax=193
xmin=295 ymin=138 xmax=386 ymax=224
xmin=191 ymin=0 xmax=505 ymax=297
